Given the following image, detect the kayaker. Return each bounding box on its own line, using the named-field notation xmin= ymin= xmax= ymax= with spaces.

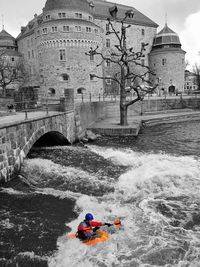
xmin=77 ymin=213 xmax=112 ymax=241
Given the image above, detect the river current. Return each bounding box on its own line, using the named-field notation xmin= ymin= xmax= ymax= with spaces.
xmin=1 ymin=120 xmax=200 ymax=267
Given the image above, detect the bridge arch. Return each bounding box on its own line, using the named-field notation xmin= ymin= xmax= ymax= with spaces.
xmin=0 ymin=112 xmax=76 ymax=184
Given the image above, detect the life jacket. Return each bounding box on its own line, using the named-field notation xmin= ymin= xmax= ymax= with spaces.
xmin=77 ymin=220 xmax=93 ymax=240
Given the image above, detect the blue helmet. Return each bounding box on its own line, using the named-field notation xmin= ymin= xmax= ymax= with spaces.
xmin=85 ymin=213 xmax=94 ymax=221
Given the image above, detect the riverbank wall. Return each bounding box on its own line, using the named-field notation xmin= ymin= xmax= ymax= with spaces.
xmin=105 ymin=97 xmax=200 ymax=118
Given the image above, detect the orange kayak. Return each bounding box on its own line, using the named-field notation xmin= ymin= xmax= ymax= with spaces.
xmin=82 ymin=230 xmax=109 ymax=245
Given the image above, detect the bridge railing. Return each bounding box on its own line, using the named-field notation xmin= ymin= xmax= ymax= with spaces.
xmin=0 ymin=98 xmax=65 ymax=120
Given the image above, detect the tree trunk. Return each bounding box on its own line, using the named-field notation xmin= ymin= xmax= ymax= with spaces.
xmin=2 ymin=85 xmax=6 ymax=97
xmin=119 ymin=66 xmax=128 ymax=126
xmin=120 ymin=104 xmax=128 ymax=125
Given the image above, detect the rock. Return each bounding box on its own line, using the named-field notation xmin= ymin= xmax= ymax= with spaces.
xmin=85 ymin=130 xmax=97 ymax=141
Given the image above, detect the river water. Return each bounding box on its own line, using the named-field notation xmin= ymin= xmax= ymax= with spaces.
xmin=1 ymin=120 xmax=200 ymax=267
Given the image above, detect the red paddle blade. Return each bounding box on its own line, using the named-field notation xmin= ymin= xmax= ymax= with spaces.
xmin=114 ymin=219 xmax=122 ymax=228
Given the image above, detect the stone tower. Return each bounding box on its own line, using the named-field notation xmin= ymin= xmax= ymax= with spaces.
xmin=17 ymin=0 xmax=103 ymax=98
xmin=149 ymin=23 xmax=186 ymax=94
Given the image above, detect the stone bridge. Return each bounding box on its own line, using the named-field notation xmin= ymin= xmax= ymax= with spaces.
xmin=0 ymin=111 xmax=76 ymax=184
xmin=0 ymin=100 xmax=105 ymax=184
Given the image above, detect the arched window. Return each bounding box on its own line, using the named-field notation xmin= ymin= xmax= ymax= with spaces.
xmin=77 ymin=87 xmax=86 ymax=94
xmin=48 ymin=88 xmax=56 ymax=96
xmin=62 ymin=73 xmax=69 ymax=81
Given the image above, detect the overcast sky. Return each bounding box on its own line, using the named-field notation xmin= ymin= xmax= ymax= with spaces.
xmin=1 ymin=0 xmax=200 ymax=68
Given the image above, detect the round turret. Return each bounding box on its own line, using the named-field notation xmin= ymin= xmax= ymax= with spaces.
xmin=149 ymin=23 xmax=186 ymax=94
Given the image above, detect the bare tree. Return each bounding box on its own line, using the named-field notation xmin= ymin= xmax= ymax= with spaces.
xmin=0 ymin=50 xmax=27 ymax=97
xmin=193 ymin=63 xmax=200 ymax=90
xmin=86 ymin=10 xmax=158 ymax=125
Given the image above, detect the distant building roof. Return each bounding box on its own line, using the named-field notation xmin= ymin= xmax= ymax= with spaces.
xmin=43 ymin=0 xmax=92 ymax=14
xmin=153 ymin=23 xmax=181 ymax=47
xmin=92 ymin=0 xmax=158 ymax=27
xmin=0 ymin=29 xmax=16 ymax=47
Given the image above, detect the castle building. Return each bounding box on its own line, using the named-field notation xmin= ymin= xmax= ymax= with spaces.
xmin=149 ymin=23 xmax=186 ymax=95
xmin=0 ymin=29 xmax=22 ymax=95
xmin=1 ymin=0 xmax=186 ymax=98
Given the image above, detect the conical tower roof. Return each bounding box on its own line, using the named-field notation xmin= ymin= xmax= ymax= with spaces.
xmin=153 ymin=24 xmax=181 ymax=47
xmin=0 ymin=29 xmax=16 ymax=48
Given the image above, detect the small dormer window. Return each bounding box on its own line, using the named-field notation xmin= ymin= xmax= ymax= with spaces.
xmin=89 ymin=1 xmax=95 ymax=10
xmin=125 ymin=9 xmax=134 ymax=18
xmin=46 ymin=15 xmax=51 ymax=20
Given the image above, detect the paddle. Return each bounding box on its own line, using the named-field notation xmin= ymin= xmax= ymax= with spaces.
xmin=67 ymin=219 xmax=122 ymax=239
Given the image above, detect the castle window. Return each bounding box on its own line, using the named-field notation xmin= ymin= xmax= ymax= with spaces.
xmin=27 ymin=39 xmax=30 ymax=47
xmin=77 ymin=87 xmax=86 ymax=94
xmin=75 ymin=13 xmax=82 ymax=18
xmin=75 ymin=26 xmax=81 ymax=32
xmin=62 ymin=73 xmax=69 ymax=81
xmin=90 ymin=53 xmax=94 ymax=61
xmin=59 ymin=49 xmax=66 ymax=61
xmin=28 ymin=51 xmax=31 ymax=59
xmin=48 ymin=88 xmax=56 ymax=96
xmin=142 ymin=29 xmax=145 ymax=36
xmin=86 ymin=27 xmax=92 ymax=32
xmin=162 ymin=58 xmax=166 ymax=66
xmin=105 ymin=59 xmax=110 ymax=67
xmin=106 ymin=23 xmax=109 ymax=32
xmin=58 ymin=13 xmax=66 ymax=18
xmin=106 ymin=39 xmax=110 ymax=48
xmin=42 ymin=28 xmax=48 ymax=34
xmin=46 ymin=15 xmax=51 ymax=20
xmin=52 ymin=26 xmax=58 ymax=32
xmin=141 ymin=59 xmax=145 ymax=66
xmin=63 ymin=25 xmax=69 ymax=32
xmin=32 ymin=50 xmax=34 ymax=58
xmin=89 ymin=16 xmax=93 ymax=21
xmin=37 ymin=30 xmax=40 ymax=36
xmin=94 ymin=29 xmax=98 ymax=34
xmin=106 ymin=78 xmax=111 ymax=85
xmin=11 ymin=57 xmax=14 ymax=62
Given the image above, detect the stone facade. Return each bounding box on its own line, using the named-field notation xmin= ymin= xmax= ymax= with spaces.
xmin=0 ymin=112 xmax=75 ymax=184
xmin=1 ymin=0 xmax=185 ymax=98
xmin=14 ymin=0 xmax=160 ymax=98
xmin=149 ymin=48 xmax=185 ymax=94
